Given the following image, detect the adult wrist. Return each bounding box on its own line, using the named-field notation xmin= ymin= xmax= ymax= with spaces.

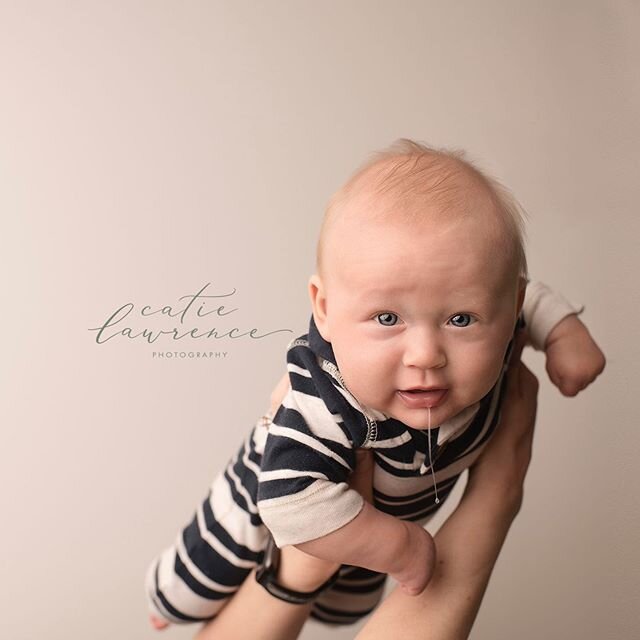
xmin=463 ymin=476 xmax=523 ymax=522
xmin=276 ymin=547 xmax=342 ymax=592
xmin=255 ymin=536 xmax=342 ymax=604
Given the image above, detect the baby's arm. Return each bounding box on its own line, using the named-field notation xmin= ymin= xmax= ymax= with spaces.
xmin=295 ymin=496 xmax=436 ymax=596
xmin=544 ymin=313 xmax=606 ymax=395
xmin=265 ymin=373 xmax=434 ymax=593
xmin=258 ymin=375 xmax=436 ymax=596
xmin=521 ymin=280 xmax=585 ymax=351
xmin=522 ymin=280 xmax=606 ymax=395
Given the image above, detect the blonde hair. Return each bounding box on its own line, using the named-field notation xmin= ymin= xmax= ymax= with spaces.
xmin=316 ymin=138 xmax=529 ymax=284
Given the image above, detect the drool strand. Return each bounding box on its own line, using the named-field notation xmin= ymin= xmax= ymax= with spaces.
xmin=427 ymin=407 xmax=440 ymax=504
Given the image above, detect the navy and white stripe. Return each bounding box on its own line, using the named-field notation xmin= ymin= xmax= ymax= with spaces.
xmin=146 ymin=312 xmax=526 ymax=626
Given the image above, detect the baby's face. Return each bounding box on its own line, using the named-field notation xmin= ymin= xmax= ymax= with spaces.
xmin=310 ymin=210 xmax=524 ymax=430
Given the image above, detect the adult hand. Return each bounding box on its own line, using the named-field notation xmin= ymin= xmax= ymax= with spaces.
xmin=268 ymin=372 xmax=290 ymax=416
xmin=355 ymin=328 xmax=541 ymax=640
xmin=467 ymin=328 xmax=540 ymax=513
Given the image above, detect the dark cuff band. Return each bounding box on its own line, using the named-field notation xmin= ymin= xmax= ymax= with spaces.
xmin=255 ymin=535 xmax=342 ymax=605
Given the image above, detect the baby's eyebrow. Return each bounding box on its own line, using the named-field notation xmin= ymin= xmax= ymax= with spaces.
xmin=357 ymin=283 xmax=410 ymax=296
xmin=359 ymin=283 xmax=495 ymax=300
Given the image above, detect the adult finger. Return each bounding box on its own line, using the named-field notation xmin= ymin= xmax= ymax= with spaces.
xmin=509 ymin=328 xmax=527 ymax=372
xmin=268 ymin=372 xmax=290 ymax=417
xmin=503 ymin=329 xmax=528 ymax=398
xmin=470 ymin=357 xmax=539 ymax=492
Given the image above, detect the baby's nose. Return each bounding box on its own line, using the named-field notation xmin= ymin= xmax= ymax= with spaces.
xmin=402 ymin=331 xmax=447 ymax=370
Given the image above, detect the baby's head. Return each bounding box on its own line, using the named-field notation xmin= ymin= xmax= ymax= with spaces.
xmin=309 ymin=139 xmax=529 ymax=430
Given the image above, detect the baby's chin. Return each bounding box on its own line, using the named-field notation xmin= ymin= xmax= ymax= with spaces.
xmin=385 ymin=394 xmax=474 ymax=430
xmin=395 ymin=408 xmax=453 ymax=430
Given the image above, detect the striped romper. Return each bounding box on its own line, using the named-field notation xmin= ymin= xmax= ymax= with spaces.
xmin=146 ymin=282 xmax=582 ymax=626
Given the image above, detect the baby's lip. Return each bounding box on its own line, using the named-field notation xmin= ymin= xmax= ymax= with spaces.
xmin=397 ymin=388 xmax=449 ymax=409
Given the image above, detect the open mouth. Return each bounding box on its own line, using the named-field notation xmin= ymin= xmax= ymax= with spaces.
xmin=397 ymin=388 xmax=448 ymax=409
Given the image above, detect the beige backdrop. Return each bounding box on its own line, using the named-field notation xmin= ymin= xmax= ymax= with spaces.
xmin=1 ymin=1 xmax=638 ymax=639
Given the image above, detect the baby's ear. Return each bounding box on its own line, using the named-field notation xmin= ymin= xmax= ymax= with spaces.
xmin=308 ymin=274 xmax=331 ymax=341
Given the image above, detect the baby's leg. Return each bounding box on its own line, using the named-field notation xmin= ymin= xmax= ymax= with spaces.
xmin=310 ymin=566 xmax=388 ymax=626
xmin=146 ymin=429 xmax=270 ymax=625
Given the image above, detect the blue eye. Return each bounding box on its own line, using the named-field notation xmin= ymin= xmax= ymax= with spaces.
xmin=376 ymin=312 xmax=399 ymax=326
xmin=449 ymin=313 xmax=475 ymax=328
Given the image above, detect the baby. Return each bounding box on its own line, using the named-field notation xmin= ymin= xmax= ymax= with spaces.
xmin=146 ymin=140 xmax=605 ymax=627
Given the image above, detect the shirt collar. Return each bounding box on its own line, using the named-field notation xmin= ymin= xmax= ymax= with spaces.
xmin=307 ymin=314 xmax=338 ymax=366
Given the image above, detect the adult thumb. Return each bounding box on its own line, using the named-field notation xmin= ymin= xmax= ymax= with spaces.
xmin=509 ymin=328 xmax=527 ymax=369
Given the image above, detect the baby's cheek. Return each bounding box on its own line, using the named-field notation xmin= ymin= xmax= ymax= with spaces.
xmin=457 ymin=358 xmax=502 ymax=400
xmin=340 ymin=357 xmax=383 ymax=400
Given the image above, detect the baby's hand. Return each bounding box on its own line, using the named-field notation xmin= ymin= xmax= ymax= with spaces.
xmin=390 ymin=521 xmax=437 ymax=596
xmin=543 ymin=314 xmax=606 ymax=396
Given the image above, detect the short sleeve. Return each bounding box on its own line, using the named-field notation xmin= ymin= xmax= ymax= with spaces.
xmin=256 ymin=380 xmax=364 ymax=548
xmin=522 ymin=280 xmax=585 ymax=351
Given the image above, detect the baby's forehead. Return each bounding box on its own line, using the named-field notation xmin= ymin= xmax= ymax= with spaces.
xmin=332 ymin=191 xmax=504 ymax=250
xmin=323 ymin=210 xmax=517 ymax=296
xmin=329 ymin=255 xmax=511 ymax=311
